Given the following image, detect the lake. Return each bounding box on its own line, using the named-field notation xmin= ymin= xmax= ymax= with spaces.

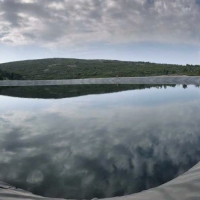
xmin=0 ymin=85 xmax=200 ymax=199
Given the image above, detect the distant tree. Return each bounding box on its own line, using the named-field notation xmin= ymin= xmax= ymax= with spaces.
xmin=182 ymin=85 xmax=188 ymax=89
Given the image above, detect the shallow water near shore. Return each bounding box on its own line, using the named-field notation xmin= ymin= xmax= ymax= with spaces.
xmin=0 ymin=85 xmax=200 ymax=199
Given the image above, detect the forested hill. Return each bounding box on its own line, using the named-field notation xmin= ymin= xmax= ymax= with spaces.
xmin=0 ymin=58 xmax=200 ymax=80
xmin=0 ymin=68 xmax=23 ymax=80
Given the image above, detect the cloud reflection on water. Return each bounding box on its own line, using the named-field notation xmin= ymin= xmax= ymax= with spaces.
xmin=0 ymin=86 xmax=200 ymax=199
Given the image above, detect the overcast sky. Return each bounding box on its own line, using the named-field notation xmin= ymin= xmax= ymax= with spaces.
xmin=0 ymin=0 xmax=200 ymax=64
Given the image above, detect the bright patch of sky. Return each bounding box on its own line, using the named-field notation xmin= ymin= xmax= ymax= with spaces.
xmin=0 ymin=0 xmax=200 ymax=64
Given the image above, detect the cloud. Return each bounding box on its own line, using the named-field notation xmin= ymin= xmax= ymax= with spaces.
xmin=0 ymin=0 xmax=200 ymax=47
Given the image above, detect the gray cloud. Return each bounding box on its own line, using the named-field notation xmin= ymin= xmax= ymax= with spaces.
xmin=0 ymin=0 xmax=200 ymax=47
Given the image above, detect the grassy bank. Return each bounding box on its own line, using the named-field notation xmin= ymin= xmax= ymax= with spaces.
xmin=0 ymin=58 xmax=200 ymax=80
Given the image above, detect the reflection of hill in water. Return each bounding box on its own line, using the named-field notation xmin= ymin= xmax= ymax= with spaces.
xmin=0 ymin=84 xmax=176 ymax=99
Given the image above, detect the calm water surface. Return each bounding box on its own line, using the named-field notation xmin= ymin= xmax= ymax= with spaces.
xmin=0 ymin=85 xmax=200 ymax=199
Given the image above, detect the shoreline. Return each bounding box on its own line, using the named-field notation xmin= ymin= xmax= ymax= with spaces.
xmin=0 ymin=76 xmax=200 ymax=87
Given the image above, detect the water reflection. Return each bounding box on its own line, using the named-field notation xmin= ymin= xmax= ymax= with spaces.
xmin=0 ymin=85 xmax=200 ymax=199
xmin=0 ymin=84 xmax=177 ymax=99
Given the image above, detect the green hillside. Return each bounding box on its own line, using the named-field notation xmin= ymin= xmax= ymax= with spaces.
xmin=0 ymin=58 xmax=200 ymax=80
xmin=0 ymin=68 xmax=23 ymax=80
